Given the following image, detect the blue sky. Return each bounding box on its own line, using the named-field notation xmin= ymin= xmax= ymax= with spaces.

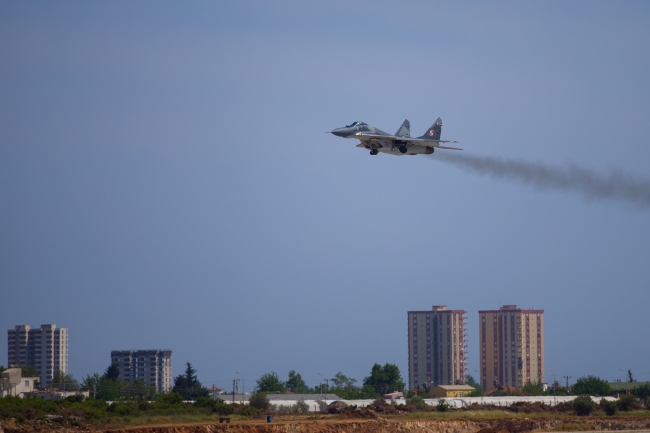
xmin=1 ymin=1 xmax=649 ymax=391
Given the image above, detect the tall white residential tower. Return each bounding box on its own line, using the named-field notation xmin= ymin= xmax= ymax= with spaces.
xmin=7 ymin=324 xmax=68 ymax=387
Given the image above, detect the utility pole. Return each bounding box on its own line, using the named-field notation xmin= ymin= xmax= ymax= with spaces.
xmin=236 ymin=372 xmax=244 ymax=404
xmin=563 ymin=375 xmax=572 ymax=390
xmin=318 ymin=373 xmax=324 ymax=396
xmin=232 ymin=379 xmax=235 ymax=404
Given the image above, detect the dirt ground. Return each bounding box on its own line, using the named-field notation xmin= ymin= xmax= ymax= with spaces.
xmin=3 ymin=412 xmax=650 ymax=433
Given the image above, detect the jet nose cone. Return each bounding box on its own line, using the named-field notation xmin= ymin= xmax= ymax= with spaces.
xmin=331 ymin=127 xmax=347 ymax=137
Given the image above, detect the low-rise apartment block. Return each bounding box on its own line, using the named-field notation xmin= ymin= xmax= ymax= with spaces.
xmin=0 ymin=368 xmax=39 ymax=397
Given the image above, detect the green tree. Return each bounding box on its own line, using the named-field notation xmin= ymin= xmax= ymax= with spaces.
xmin=104 ymin=364 xmax=120 ymax=381
xmin=16 ymin=365 xmax=39 ymax=378
xmin=172 ymin=362 xmax=209 ymax=400
xmin=123 ymin=379 xmax=157 ymax=401
xmin=331 ymin=372 xmax=357 ymax=389
xmin=100 ymin=376 xmax=120 ymax=400
xmin=254 ymin=371 xmax=286 ymax=393
xmin=249 ymin=392 xmax=270 ymax=410
xmin=573 ymin=394 xmax=595 ymax=416
xmin=0 ymin=366 xmax=4 ymax=373
xmin=631 ymin=383 xmax=650 ymax=401
xmin=522 ymin=381 xmax=544 ymax=396
xmin=465 ymin=374 xmax=479 ymax=388
xmin=286 ymin=370 xmax=307 ymax=393
xmin=363 ymin=363 xmax=405 ymax=396
xmin=82 ymin=370 xmax=121 ymax=400
xmin=465 ymin=374 xmax=483 ymax=396
xmin=51 ymin=371 xmax=79 ymax=391
xmin=552 ymin=387 xmax=573 ymax=396
xmin=572 ymin=375 xmax=611 ymax=396
xmin=81 ymin=373 xmax=102 ymax=397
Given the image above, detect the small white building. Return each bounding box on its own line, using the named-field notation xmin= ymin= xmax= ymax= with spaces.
xmin=0 ymin=368 xmax=39 ymax=398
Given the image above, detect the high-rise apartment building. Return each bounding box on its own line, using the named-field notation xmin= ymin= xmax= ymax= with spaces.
xmin=7 ymin=324 xmax=69 ymax=387
xmin=111 ymin=350 xmax=172 ymax=392
xmin=407 ymin=305 xmax=468 ymax=391
xmin=479 ymin=305 xmax=544 ymax=391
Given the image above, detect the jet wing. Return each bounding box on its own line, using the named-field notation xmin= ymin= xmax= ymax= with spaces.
xmin=349 ymin=133 xmax=461 ymax=149
xmin=435 ymin=145 xmax=463 ymax=150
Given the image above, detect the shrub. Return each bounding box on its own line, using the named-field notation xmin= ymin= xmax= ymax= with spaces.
xmin=295 ymin=399 xmax=309 ymax=414
xmin=83 ymin=407 xmax=106 ymax=420
xmin=107 ymin=402 xmax=138 ymax=416
xmin=234 ymin=404 xmax=260 ymax=417
xmin=436 ymin=399 xmax=450 ymax=412
xmin=64 ymin=395 xmax=84 ymax=403
xmin=630 ymin=384 xmax=650 ymax=401
xmin=617 ymin=394 xmax=641 ymax=411
xmin=249 ymin=393 xmax=270 ymax=411
xmin=212 ymin=399 xmax=234 ymax=416
xmin=155 ymin=392 xmax=184 ymax=406
xmin=600 ymin=398 xmax=617 ymax=416
xmin=573 ymin=395 xmax=595 ymax=416
xmin=407 ymin=396 xmax=427 ymax=410
xmin=193 ymin=397 xmax=213 ymax=408
xmin=85 ymin=399 xmax=109 ymax=411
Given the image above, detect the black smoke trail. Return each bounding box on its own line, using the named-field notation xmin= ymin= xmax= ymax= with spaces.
xmin=432 ymin=152 xmax=650 ymax=208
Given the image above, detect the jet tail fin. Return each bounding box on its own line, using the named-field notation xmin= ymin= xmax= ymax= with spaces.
xmin=419 ymin=117 xmax=442 ymax=140
xmin=395 ymin=119 xmax=410 ymax=137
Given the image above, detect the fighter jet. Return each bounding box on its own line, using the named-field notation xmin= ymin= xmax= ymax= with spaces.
xmin=330 ymin=118 xmax=461 ymax=156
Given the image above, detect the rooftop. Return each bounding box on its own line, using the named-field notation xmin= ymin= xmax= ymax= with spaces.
xmin=432 ymin=385 xmax=476 ymax=391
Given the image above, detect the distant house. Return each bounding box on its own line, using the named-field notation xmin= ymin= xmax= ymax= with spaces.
xmin=0 ymin=368 xmax=39 ymax=398
xmin=484 ymin=385 xmax=518 ymax=396
xmin=214 ymin=393 xmax=248 ymax=403
xmin=383 ymin=392 xmax=404 ymax=400
xmin=430 ymin=384 xmax=475 ymax=398
xmin=207 ymin=386 xmax=224 ymax=396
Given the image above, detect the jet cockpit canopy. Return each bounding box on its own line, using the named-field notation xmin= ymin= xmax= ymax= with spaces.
xmin=346 ymin=121 xmax=367 ymax=127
